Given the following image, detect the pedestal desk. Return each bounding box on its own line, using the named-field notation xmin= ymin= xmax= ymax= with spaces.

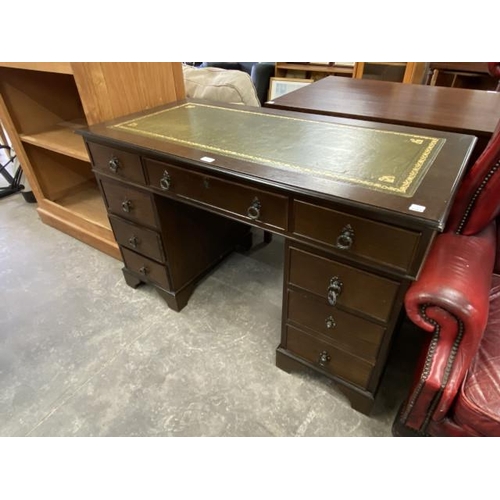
xmin=78 ymin=100 xmax=476 ymax=414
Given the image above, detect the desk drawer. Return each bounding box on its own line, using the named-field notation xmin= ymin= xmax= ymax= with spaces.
xmin=145 ymin=158 xmax=288 ymax=231
xmin=286 ymin=289 xmax=385 ymax=362
xmin=88 ymin=142 xmax=146 ymax=185
xmin=121 ymin=247 xmax=170 ymax=290
xmin=100 ymin=179 xmax=158 ymax=229
xmin=285 ymin=325 xmax=373 ymax=389
xmin=292 ymin=200 xmax=420 ymax=272
xmin=288 ymin=246 xmax=399 ymax=323
xmin=109 ymin=215 xmax=165 ymax=263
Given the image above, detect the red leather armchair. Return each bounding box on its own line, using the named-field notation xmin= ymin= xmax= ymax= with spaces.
xmin=393 ymin=118 xmax=500 ymax=437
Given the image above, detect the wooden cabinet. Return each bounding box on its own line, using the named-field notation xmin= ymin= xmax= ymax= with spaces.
xmin=0 ymin=62 xmax=185 ymax=259
xmin=275 ymin=62 xmax=426 ymax=84
xmin=427 ymin=62 xmax=499 ymax=90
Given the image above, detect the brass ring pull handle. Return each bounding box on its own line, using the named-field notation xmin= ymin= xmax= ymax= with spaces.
xmin=325 ymin=316 xmax=336 ymax=329
xmin=160 ymin=171 xmax=171 ymax=190
xmin=139 ymin=266 xmax=149 ymax=275
xmin=109 ymin=157 xmax=120 ymax=173
xmin=121 ymin=199 xmax=133 ymax=213
xmin=128 ymin=236 xmax=139 ymax=248
xmin=327 ymin=276 xmax=343 ymax=306
xmin=318 ymin=350 xmax=331 ymax=367
xmin=247 ymin=197 xmax=261 ymax=220
xmin=335 ymin=224 xmax=354 ymax=250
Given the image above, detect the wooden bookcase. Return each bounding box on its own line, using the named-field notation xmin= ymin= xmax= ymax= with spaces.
xmin=354 ymin=62 xmax=426 ymax=84
xmin=0 ymin=62 xmax=185 ymax=259
xmin=275 ymin=62 xmax=426 ymax=84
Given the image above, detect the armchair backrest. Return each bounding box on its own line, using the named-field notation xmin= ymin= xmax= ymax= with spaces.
xmin=182 ymin=65 xmax=261 ymax=107
xmin=445 ymin=119 xmax=500 ymax=235
xmin=199 ymin=62 xmax=275 ymax=105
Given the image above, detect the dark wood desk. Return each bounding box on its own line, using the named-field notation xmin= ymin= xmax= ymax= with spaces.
xmin=266 ymin=76 xmax=500 ymax=156
xmin=78 ymin=100 xmax=475 ymax=415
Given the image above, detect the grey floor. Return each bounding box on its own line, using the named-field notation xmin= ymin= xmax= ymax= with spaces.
xmin=0 ymin=188 xmax=422 ymax=436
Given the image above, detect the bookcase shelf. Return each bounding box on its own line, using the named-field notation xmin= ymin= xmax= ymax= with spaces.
xmin=20 ymin=123 xmax=88 ymax=162
xmin=275 ymin=62 xmax=356 ymax=77
xmin=54 ymin=181 xmax=111 ymax=229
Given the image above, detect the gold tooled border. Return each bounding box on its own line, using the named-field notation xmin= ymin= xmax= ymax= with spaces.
xmin=112 ymin=102 xmax=445 ymax=195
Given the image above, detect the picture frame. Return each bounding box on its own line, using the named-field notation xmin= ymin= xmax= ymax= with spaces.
xmin=268 ymin=77 xmax=314 ymax=101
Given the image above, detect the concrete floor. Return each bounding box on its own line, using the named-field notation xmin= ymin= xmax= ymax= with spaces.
xmin=0 ymin=190 xmax=422 ymax=436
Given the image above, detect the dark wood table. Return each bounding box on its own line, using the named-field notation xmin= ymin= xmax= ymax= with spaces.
xmin=79 ymin=100 xmax=476 ymax=415
xmin=266 ymin=76 xmax=500 ymax=156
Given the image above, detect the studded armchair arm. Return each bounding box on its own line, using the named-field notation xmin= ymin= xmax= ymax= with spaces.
xmin=401 ymin=223 xmax=496 ymax=432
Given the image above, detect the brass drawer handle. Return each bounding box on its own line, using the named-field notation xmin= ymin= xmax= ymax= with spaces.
xmin=327 ymin=277 xmax=343 ymax=306
xmin=121 ymin=199 xmax=133 ymax=213
xmin=335 ymin=224 xmax=354 ymax=250
xmin=247 ymin=197 xmax=261 ymax=220
xmin=109 ymin=156 xmax=120 ymax=173
xmin=139 ymin=266 xmax=149 ymax=275
xmin=318 ymin=350 xmax=331 ymax=367
xmin=325 ymin=316 xmax=336 ymax=329
xmin=128 ymin=235 xmax=139 ymax=248
xmin=160 ymin=171 xmax=171 ymax=190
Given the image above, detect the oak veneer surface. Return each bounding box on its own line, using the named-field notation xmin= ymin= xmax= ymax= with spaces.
xmin=0 ymin=62 xmax=73 ymax=74
xmin=267 ymin=76 xmax=500 ymax=139
xmin=72 ymin=62 xmax=185 ymax=125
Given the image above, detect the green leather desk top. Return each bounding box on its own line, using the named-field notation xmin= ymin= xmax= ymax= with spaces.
xmin=80 ymin=99 xmax=477 ymax=230
xmin=112 ymin=102 xmax=444 ymax=198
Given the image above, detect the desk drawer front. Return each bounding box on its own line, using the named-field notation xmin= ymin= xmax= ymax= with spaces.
xmin=293 ymin=200 xmax=420 ymax=272
xmin=109 ymin=215 xmax=165 ymax=263
xmin=285 ymin=325 xmax=373 ymax=389
xmin=121 ymin=247 xmax=170 ymax=290
xmin=286 ymin=289 xmax=385 ymax=362
xmin=145 ymin=158 xmax=288 ymax=230
xmin=101 ymin=179 xmax=158 ymax=229
xmin=88 ymin=142 xmax=146 ymax=185
xmin=288 ymin=246 xmax=399 ymax=323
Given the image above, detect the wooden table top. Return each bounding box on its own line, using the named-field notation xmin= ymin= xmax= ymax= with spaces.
xmin=266 ymin=76 xmax=500 ymax=139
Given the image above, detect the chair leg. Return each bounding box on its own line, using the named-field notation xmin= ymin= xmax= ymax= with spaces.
xmin=264 ymin=231 xmax=272 ymax=244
